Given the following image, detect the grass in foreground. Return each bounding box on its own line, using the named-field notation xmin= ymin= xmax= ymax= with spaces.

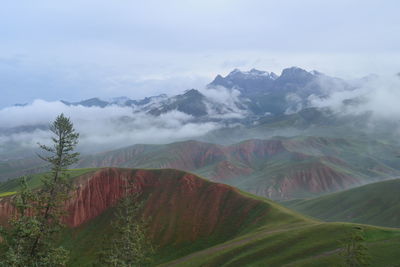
xmin=163 ymin=223 xmax=400 ymax=267
xmin=283 ymin=178 xmax=400 ymax=228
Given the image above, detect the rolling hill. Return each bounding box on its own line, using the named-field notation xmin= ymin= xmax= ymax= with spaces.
xmin=2 ymin=135 xmax=400 ymax=201
xmin=75 ymin=136 xmax=400 ymax=200
xmin=1 ymin=168 xmax=400 ymax=266
xmin=283 ymin=178 xmax=400 ymax=228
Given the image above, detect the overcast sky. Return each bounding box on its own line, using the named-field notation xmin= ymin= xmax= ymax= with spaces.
xmin=1 ymin=0 xmax=399 ymax=107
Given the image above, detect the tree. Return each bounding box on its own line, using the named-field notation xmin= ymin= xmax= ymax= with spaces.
xmin=341 ymin=226 xmax=370 ymax=267
xmin=97 ymin=178 xmax=154 ymax=267
xmin=0 ymin=113 xmax=79 ymax=266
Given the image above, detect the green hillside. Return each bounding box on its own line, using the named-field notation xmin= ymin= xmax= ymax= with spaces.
xmin=62 ymin=183 xmax=309 ymax=266
xmin=1 ymin=168 xmax=400 ymax=266
xmin=165 ymin=223 xmax=400 ymax=267
xmin=67 ymin=202 xmax=400 ymax=266
xmin=283 ymin=179 xmax=400 ymax=228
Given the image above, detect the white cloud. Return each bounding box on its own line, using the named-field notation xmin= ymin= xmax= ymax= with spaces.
xmin=0 ymin=100 xmax=220 ymax=153
xmin=309 ymin=74 xmax=400 ymax=120
xmin=200 ymin=86 xmax=248 ymax=119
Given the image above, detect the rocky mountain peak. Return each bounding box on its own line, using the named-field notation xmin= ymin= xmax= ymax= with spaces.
xmin=278 ymin=67 xmax=315 ymax=83
xmin=183 ymin=89 xmax=204 ymax=98
xmin=226 ymin=68 xmax=275 ymax=80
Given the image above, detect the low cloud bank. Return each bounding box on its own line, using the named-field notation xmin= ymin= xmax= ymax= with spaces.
xmin=2 ymin=74 xmax=400 ymax=156
xmin=309 ymin=75 xmax=400 ymax=121
xmin=199 ymin=86 xmax=248 ymax=119
xmin=0 ymin=100 xmax=219 ymax=153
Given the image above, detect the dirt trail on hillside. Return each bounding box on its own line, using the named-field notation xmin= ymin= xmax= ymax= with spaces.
xmin=161 ymin=223 xmax=316 ymax=266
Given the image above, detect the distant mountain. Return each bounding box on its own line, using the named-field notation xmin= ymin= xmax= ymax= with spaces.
xmin=61 ymin=97 xmax=110 ymax=108
xmin=209 ymin=67 xmax=348 ymax=97
xmin=145 ymin=88 xmax=247 ymax=119
xmin=147 ymin=89 xmax=208 ymax=117
xmin=58 ymin=90 xmax=245 ymax=120
xmin=60 ymin=94 xmax=169 ymax=108
xmin=209 ymin=68 xmax=278 ymax=95
xmin=283 ymin=178 xmax=400 ymax=228
xmin=209 ymin=67 xmax=351 ymax=115
xmin=55 ymin=67 xmax=353 ymax=118
xmin=125 ymin=94 xmax=168 ymax=107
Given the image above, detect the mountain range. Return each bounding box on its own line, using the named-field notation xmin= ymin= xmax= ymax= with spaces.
xmin=54 ymin=66 xmax=356 ymax=120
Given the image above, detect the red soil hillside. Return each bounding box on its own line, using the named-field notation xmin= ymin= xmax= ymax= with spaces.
xmin=76 ymin=139 xmax=288 ymax=174
xmin=74 ymin=137 xmax=400 ymax=200
xmin=4 ymin=136 xmax=400 ymax=200
xmin=67 ymin=167 xmax=275 ymax=246
xmin=250 ymin=161 xmax=360 ymax=200
xmin=0 ymin=168 xmax=291 ymax=247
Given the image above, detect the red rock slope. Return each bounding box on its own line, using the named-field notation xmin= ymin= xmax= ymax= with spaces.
xmin=1 ymin=168 xmax=288 ymax=247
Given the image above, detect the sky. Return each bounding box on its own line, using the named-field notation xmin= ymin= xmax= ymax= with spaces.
xmin=1 ymin=0 xmax=400 ymax=107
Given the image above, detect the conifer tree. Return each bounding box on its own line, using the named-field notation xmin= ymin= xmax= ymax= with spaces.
xmin=0 ymin=114 xmax=79 ymax=266
xmin=341 ymin=226 xmax=370 ymax=267
xmin=97 ymin=178 xmax=154 ymax=267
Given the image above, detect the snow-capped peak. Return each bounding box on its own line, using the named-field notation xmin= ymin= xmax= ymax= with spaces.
xmin=226 ymin=68 xmax=276 ymax=80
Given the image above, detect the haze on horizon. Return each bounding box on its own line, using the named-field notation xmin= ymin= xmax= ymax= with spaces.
xmin=1 ymin=0 xmax=400 ymax=108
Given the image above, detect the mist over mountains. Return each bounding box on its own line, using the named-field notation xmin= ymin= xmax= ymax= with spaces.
xmin=1 ymin=66 xmax=400 ymax=159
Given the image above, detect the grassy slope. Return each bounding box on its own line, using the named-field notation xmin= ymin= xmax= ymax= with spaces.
xmin=61 ymin=196 xmax=307 ymax=266
xmin=58 ymin=168 xmax=309 ymax=266
xmin=1 ymin=168 xmax=400 ymax=266
xmin=63 ymin=189 xmax=400 ymax=267
xmin=169 ymin=223 xmax=400 ymax=267
xmin=282 ymin=179 xmax=400 ymax=228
